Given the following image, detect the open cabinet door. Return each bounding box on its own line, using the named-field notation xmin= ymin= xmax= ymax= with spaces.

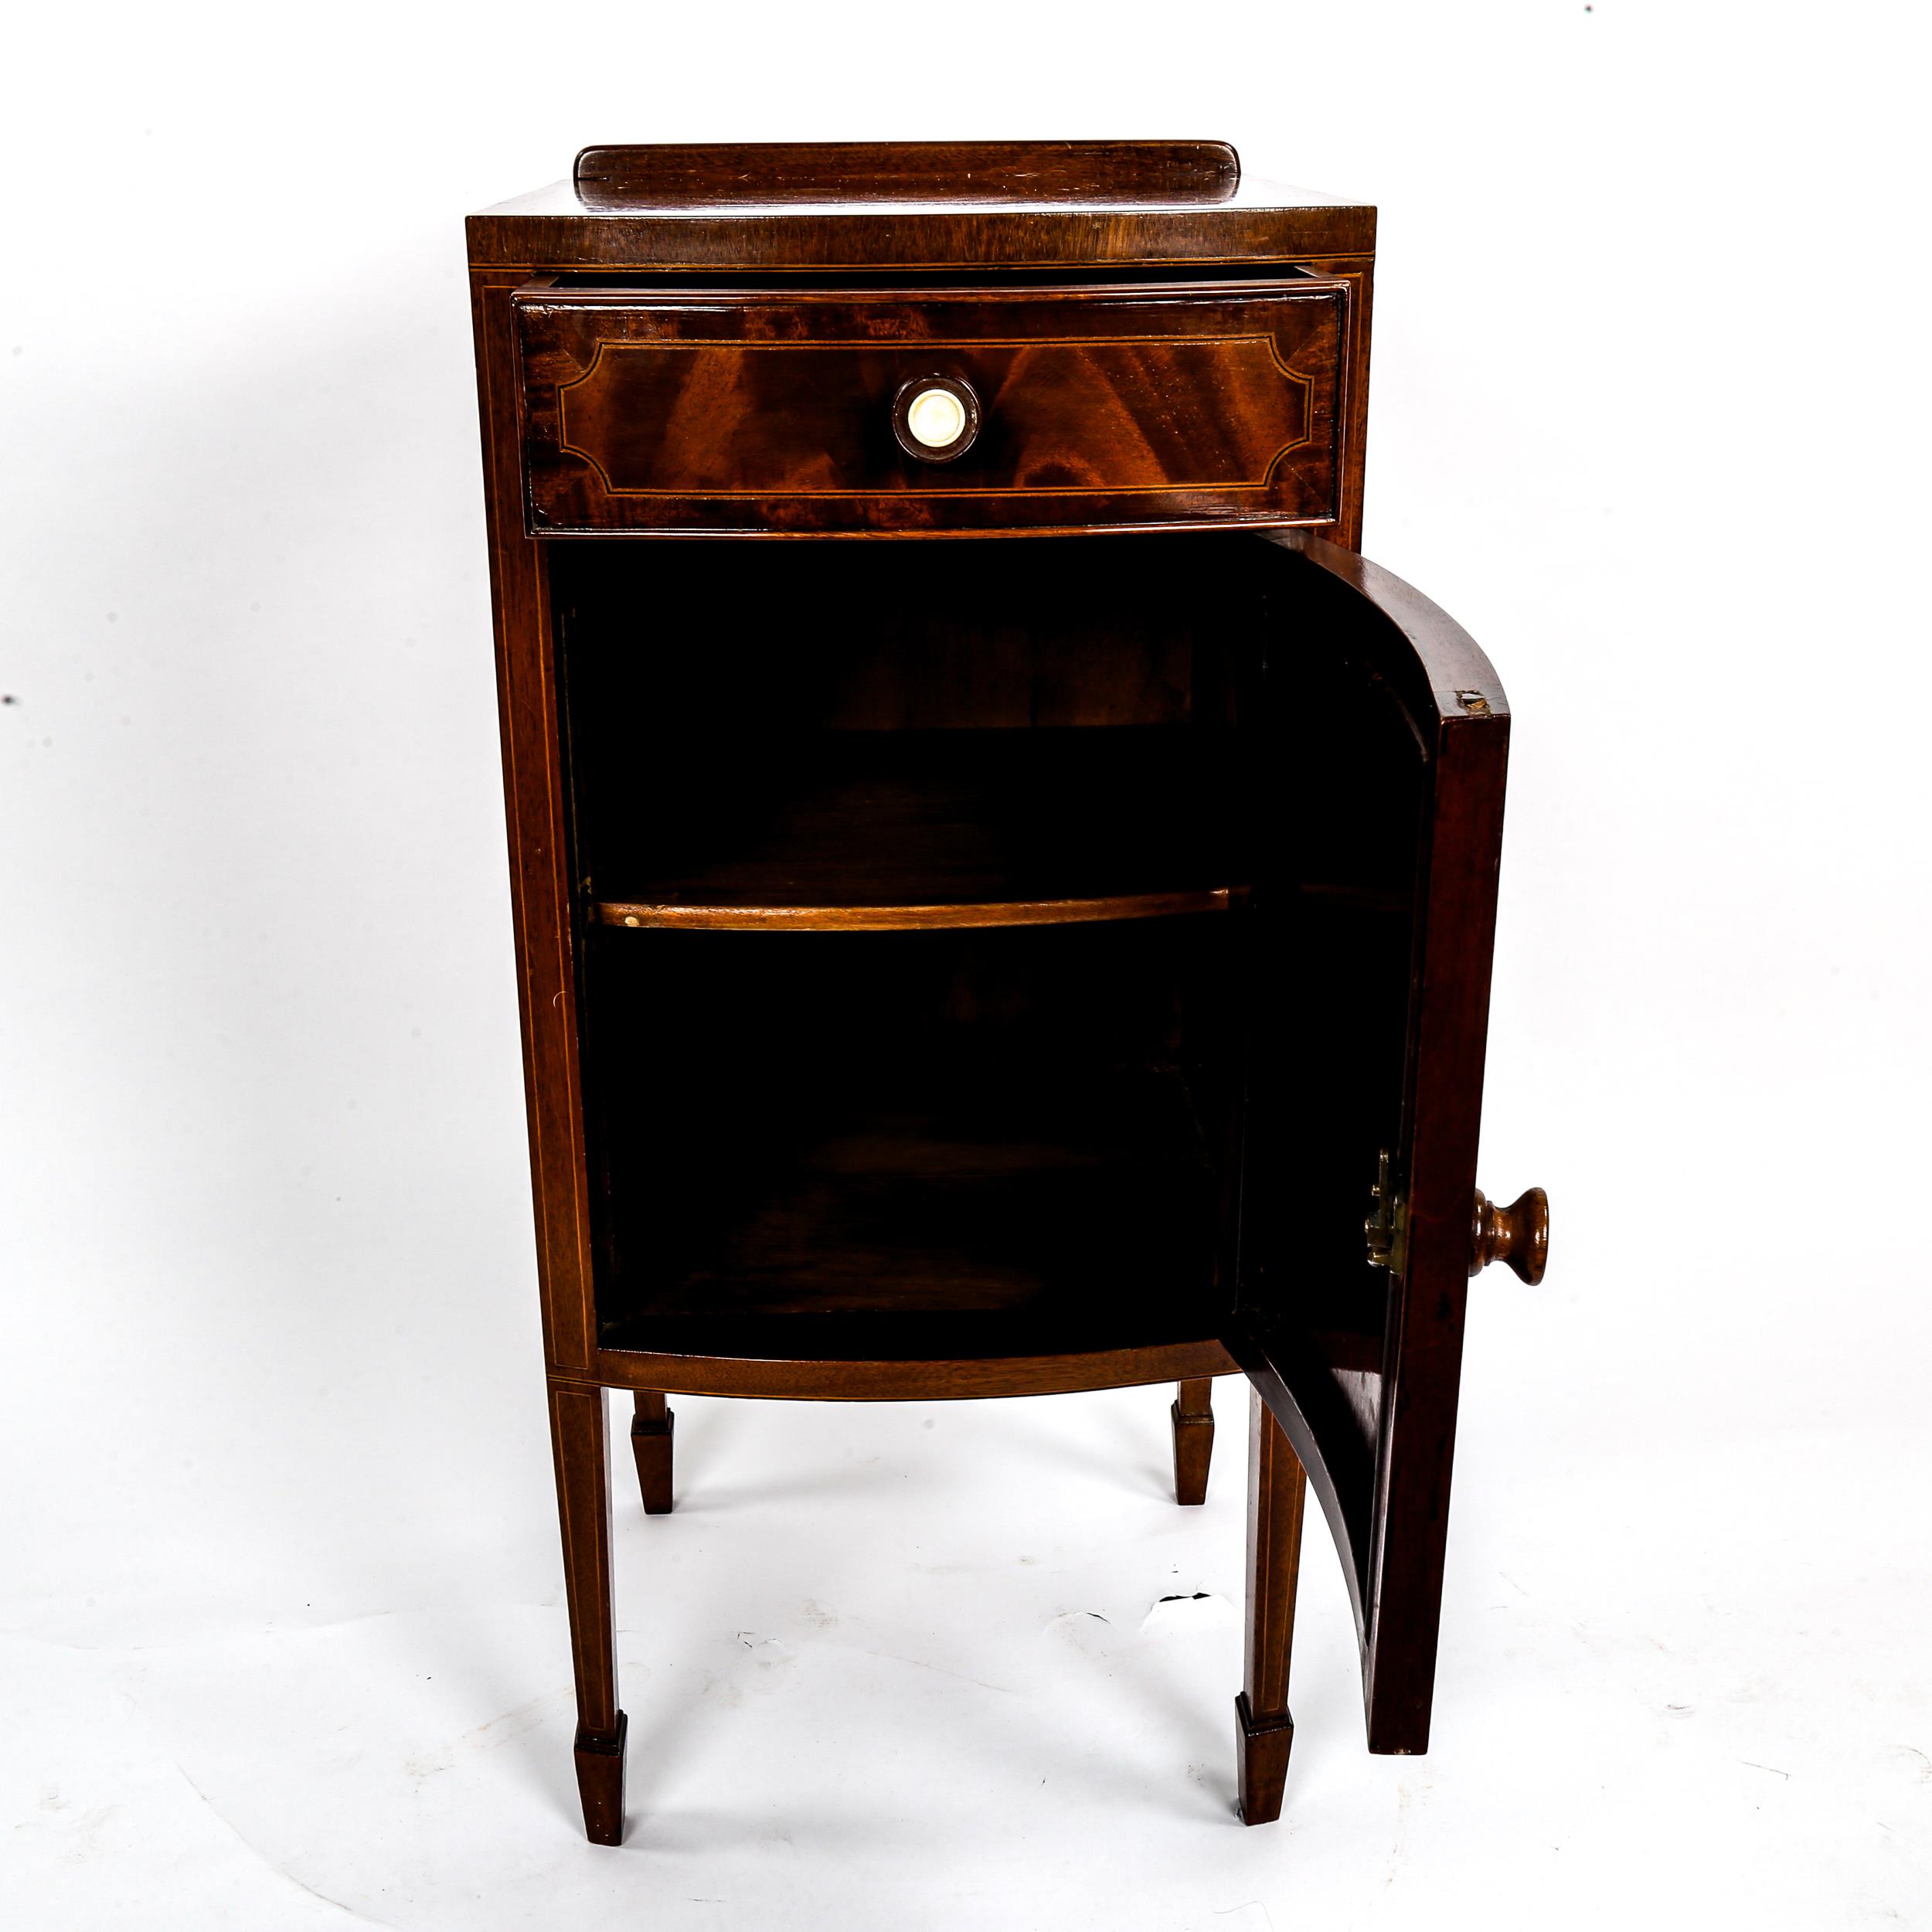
xmin=1226 ymin=530 xmax=1511 ymax=1756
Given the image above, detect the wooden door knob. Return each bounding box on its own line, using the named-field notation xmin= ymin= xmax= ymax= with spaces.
xmin=1470 ymin=1186 xmax=1548 ymax=1284
xmin=892 ymin=374 xmax=980 ymax=462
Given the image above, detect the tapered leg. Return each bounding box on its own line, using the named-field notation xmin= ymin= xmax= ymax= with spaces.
xmin=631 ymin=1390 xmax=675 ymax=1515
xmin=549 ymin=1383 xmax=626 ymax=1845
xmin=1171 ymin=1377 xmax=1215 ymax=1505
xmin=1236 ymin=1386 xmax=1306 ymax=1825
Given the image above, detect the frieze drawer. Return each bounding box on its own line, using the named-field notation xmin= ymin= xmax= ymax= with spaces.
xmin=512 ymin=281 xmax=1345 ymax=536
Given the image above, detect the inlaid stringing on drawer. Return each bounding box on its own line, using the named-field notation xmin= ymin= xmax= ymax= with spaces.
xmin=513 ymin=282 xmax=1347 ymax=536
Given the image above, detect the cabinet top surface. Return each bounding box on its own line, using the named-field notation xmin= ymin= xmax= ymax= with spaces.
xmin=468 ymin=141 xmax=1375 ymax=270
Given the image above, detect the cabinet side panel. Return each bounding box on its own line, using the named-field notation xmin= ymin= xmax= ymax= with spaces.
xmin=470 ymin=270 xmax=596 ymax=1370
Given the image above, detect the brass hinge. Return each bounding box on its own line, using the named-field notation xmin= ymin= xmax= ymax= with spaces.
xmin=1364 ymin=1149 xmax=1407 ymax=1274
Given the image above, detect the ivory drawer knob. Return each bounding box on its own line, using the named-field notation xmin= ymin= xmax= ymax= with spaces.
xmin=906 ymin=386 xmax=965 ymax=447
xmin=892 ymin=375 xmax=980 ymax=462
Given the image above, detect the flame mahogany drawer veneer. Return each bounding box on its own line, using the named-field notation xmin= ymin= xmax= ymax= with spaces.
xmin=466 ymin=140 xmax=1547 ymax=1846
xmin=514 ymin=281 xmax=1344 ymax=535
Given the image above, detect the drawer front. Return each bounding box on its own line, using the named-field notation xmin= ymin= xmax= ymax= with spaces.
xmin=514 ymin=284 xmax=1345 ymax=536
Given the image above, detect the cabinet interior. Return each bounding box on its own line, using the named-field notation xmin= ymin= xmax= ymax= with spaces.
xmin=549 ymin=534 xmax=1412 ymax=1360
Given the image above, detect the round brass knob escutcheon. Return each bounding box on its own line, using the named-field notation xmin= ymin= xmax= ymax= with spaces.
xmin=892 ymin=374 xmax=981 ymax=464
xmin=1470 ymin=1185 xmax=1549 ymax=1284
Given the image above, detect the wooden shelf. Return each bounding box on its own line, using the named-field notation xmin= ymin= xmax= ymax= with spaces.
xmin=595 ymin=888 xmax=1236 ymax=932
xmin=583 ymin=727 xmax=1243 ymax=934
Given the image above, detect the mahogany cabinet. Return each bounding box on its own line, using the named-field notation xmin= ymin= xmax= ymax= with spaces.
xmin=466 ymin=140 xmax=1547 ymax=1845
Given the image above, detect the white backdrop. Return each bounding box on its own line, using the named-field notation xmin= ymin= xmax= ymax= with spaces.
xmin=5 ymin=4 xmax=1929 ymax=1926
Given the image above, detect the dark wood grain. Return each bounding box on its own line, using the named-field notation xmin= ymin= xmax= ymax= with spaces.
xmin=1236 ymin=532 xmax=1512 ymax=1758
xmin=1304 ymin=257 xmax=1374 ymax=550
xmin=574 ymin=140 xmax=1242 ymax=206
xmin=471 ymin=273 xmax=598 ymax=1372
xmin=515 ymin=282 xmax=1342 ymax=536
xmin=577 ymin=1339 xmax=1254 ymax=1402
xmin=1236 ymin=1386 xmax=1305 ymax=1824
xmin=594 ymin=1060 xmax=1222 ymax=1341
xmin=549 ymin=1383 xmax=624 ymax=1843
xmin=629 ymin=1390 xmax=674 ymax=1515
xmin=1171 ymin=1376 xmax=1215 ymax=1505
xmin=583 ymin=727 xmax=1242 ymax=927
xmin=597 ymin=889 xmax=1235 ymax=932
xmin=469 ymin=145 xmax=1373 ymax=273
xmin=558 ymin=536 xmax=1256 ymax=926
xmin=471 ymin=144 xmax=1521 ymax=1837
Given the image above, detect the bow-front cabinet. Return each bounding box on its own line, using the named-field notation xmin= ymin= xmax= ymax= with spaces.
xmin=466 ymin=139 xmax=1547 ymax=1845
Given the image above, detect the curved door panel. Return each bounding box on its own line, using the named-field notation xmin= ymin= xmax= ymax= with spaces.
xmin=1230 ymin=532 xmax=1510 ymax=1756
